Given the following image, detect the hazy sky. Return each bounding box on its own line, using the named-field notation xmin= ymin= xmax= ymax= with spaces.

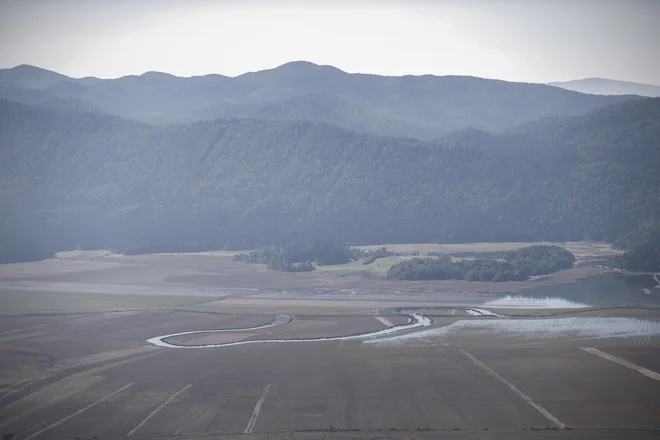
xmin=0 ymin=0 xmax=658 ymax=84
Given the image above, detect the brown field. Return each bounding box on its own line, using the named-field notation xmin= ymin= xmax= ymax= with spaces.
xmin=1 ymin=244 xmax=658 ymax=439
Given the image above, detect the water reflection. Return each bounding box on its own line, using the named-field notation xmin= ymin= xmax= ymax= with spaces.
xmin=487 ymin=272 xmax=660 ymax=308
xmin=369 ymin=317 xmax=660 ymax=347
xmin=147 ymin=313 xmax=432 ymax=349
xmin=484 ymin=295 xmax=590 ymax=309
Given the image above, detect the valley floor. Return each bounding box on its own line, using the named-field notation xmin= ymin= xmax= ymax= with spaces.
xmin=0 ymin=242 xmax=657 ymax=439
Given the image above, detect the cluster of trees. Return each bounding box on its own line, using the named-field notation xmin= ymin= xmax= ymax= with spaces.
xmin=360 ymin=247 xmax=394 ymax=265
xmin=0 ymin=97 xmax=659 ymax=263
xmin=387 ymin=245 xmax=576 ymax=281
xmin=233 ymin=241 xmax=356 ymax=272
xmin=501 ymin=245 xmax=577 ymax=275
xmin=609 ymin=236 xmax=660 ymax=272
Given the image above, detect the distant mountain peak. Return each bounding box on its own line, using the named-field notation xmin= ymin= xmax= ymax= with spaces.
xmin=11 ymin=64 xmax=46 ymax=71
xmin=0 ymin=62 xmax=639 ymax=139
xmin=549 ymin=78 xmax=660 ymax=97
xmin=278 ymin=60 xmax=320 ymax=68
xmin=272 ymin=60 xmax=346 ymax=74
xmin=4 ymin=64 xmax=70 ymax=78
xmin=0 ymin=64 xmax=70 ymax=89
xmin=560 ymin=77 xmax=657 ymax=86
xmin=140 ymin=71 xmax=179 ymax=79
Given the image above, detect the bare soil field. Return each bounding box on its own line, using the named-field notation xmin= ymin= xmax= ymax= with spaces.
xmin=469 ymin=347 xmax=660 ymax=430
xmin=0 ymin=306 xmax=657 ymax=439
xmin=0 ymin=244 xmax=658 ymax=439
xmin=0 ymin=332 xmax=657 ymax=438
xmin=600 ymin=346 xmax=660 ymax=372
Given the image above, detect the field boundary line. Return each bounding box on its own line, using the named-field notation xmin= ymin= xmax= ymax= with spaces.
xmin=244 ymin=383 xmax=271 ymax=434
xmin=24 ymin=382 xmax=134 ymax=440
xmin=127 ymin=383 xmax=191 ymax=437
xmin=1 ymin=349 xmax=164 ymax=430
xmin=580 ymin=347 xmax=660 ymax=381
xmin=14 ymin=420 xmax=46 ymax=439
xmin=375 ymin=316 xmax=394 ymax=327
xmin=460 ymin=349 xmax=565 ymax=430
xmin=0 ymin=374 xmax=47 ymax=398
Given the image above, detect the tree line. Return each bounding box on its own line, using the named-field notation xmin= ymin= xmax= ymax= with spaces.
xmin=387 ymin=245 xmax=576 ymax=281
xmin=233 ymin=241 xmax=358 ymax=272
xmin=608 ymin=235 xmax=660 ymax=272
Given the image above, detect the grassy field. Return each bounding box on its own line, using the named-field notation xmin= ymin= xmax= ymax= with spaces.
xmin=315 ymin=255 xmax=398 ymax=274
xmin=358 ymin=241 xmax=622 ymax=261
xmin=315 ymin=255 xmax=488 ymax=276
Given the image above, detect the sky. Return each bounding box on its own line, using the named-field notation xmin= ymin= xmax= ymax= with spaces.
xmin=0 ymin=0 xmax=658 ymax=85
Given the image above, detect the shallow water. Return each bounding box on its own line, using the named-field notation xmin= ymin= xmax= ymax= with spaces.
xmin=147 ymin=313 xmax=433 ymax=349
xmin=484 ymin=295 xmax=591 ymax=309
xmin=466 ymin=308 xmax=501 ymax=316
xmin=487 ymin=272 xmax=660 ymax=309
xmin=368 ymin=317 xmax=660 ymax=347
xmin=146 ymin=315 xmax=293 ymax=347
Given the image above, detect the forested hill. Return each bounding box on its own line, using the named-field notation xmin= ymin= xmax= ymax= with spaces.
xmin=0 ymin=62 xmax=636 ymax=139
xmin=1 ymin=97 xmax=659 ymax=263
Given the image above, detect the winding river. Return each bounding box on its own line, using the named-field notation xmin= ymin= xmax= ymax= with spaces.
xmin=147 ymin=313 xmax=432 ymax=349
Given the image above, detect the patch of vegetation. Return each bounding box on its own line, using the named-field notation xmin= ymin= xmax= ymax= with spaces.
xmin=233 ymin=241 xmax=357 ymax=272
xmin=387 ymin=245 xmax=575 ymax=281
xmin=609 ymin=236 xmax=660 ymax=272
xmin=361 ymin=247 xmax=394 ymax=265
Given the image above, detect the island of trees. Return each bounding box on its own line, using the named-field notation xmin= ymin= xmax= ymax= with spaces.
xmin=386 ymin=245 xmax=576 ymax=281
xmin=233 ymin=241 xmax=372 ymax=272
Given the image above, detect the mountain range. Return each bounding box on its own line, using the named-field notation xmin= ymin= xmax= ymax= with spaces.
xmin=549 ymin=78 xmax=660 ymax=98
xmin=0 ymin=62 xmax=638 ymax=140
xmin=1 ymin=93 xmax=658 ymax=263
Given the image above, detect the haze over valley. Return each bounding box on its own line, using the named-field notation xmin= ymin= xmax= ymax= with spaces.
xmin=1 ymin=62 xmax=659 ymax=263
xmin=1 ymin=2 xmax=659 ymax=440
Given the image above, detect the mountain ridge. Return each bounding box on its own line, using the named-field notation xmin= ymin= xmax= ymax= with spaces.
xmin=1 ymin=97 xmax=658 ymax=263
xmin=0 ymin=62 xmax=638 ymax=139
xmin=549 ymin=77 xmax=660 ymax=97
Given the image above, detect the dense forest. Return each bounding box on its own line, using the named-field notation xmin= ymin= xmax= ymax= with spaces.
xmin=0 ymin=62 xmax=635 ymax=139
xmin=387 ymin=245 xmax=576 ymax=281
xmin=609 ymin=236 xmax=660 ymax=272
xmin=0 ymin=97 xmax=659 ymax=263
xmin=233 ymin=241 xmax=357 ymax=272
